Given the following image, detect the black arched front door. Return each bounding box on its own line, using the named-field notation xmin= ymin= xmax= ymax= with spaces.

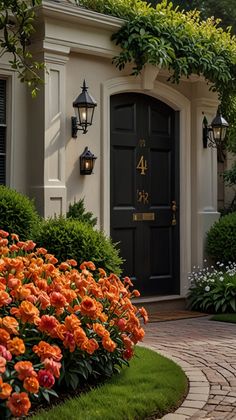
xmin=110 ymin=93 xmax=180 ymax=296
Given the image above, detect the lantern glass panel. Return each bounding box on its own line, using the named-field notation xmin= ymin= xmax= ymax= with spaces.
xmin=212 ymin=126 xmax=227 ymax=142
xmin=212 ymin=126 xmax=222 ymax=141
xmin=87 ymin=107 xmax=95 ymax=126
xmin=78 ymin=107 xmax=87 ymax=125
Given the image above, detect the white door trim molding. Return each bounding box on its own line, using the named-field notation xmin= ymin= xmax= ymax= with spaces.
xmin=101 ymin=75 xmax=191 ymax=296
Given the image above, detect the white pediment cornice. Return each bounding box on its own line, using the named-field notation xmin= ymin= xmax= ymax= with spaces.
xmin=37 ymin=0 xmax=124 ymax=30
xmin=32 ymin=0 xmax=123 ymax=57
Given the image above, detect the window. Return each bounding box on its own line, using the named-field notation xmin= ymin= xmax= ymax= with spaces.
xmin=0 ymin=79 xmax=6 ymax=185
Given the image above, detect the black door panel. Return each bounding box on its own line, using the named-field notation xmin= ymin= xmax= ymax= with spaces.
xmin=110 ymin=93 xmax=179 ymax=296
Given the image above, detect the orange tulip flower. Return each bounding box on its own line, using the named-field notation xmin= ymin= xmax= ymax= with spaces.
xmin=7 ymin=392 xmax=31 ymax=417
xmin=0 ymin=380 xmax=12 ymax=399
xmin=1 ymin=316 xmax=19 ymax=335
xmin=0 ymin=356 xmax=6 ymax=373
xmin=23 ymin=376 xmax=40 ymax=394
xmin=7 ymin=337 xmax=25 ymax=356
xmin=14 ymin=361 xmax=37 ymax=380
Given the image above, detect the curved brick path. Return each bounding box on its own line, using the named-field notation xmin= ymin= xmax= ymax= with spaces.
xmin=143 ymin=316 xmax=236 ymax=420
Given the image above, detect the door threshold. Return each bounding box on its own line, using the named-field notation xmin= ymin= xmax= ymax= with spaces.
xmin=132 ymin=294 xmax=184 ymax=304
xmin=132 ymin=295 xmax=186 ymax=313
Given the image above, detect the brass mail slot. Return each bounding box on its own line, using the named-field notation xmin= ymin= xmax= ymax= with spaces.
xmin=133 ymin=212 xmax=155 ymax=221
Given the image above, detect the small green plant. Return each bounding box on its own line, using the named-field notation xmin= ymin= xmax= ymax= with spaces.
xmin=67 ymin=198 xmax=97 ymax=227
xmin=206 ymin=212 xmax=236 ymax=263
xmin=0 ymin=185 xmax=40 ymax=240
xmin=33 ymin=216 xmax=123 ymax=275
xmin=187 ymin=262 xmax=236 ymax=313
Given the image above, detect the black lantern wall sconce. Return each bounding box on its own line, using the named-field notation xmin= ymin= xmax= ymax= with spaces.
xmin=71 ymin=80 xmax=97 ymax=138
xmin=202 ymin=108 xmax=229 ymax=150
xmin=80 ymin=147 xmax=97 ymax=175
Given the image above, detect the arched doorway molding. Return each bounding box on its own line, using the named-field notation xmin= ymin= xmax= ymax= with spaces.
xmin=101 ymin=75 xmax=191 ymax=296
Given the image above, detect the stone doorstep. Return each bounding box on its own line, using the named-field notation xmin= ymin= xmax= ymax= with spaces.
xmin=133 ymin=295 xmax=186 ymax=314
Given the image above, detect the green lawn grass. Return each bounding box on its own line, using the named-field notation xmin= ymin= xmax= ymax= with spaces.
xmin=211 ymin=313 xmax=236 ymax=323
xmin=31 ymin=346 xmax=188 ymax=420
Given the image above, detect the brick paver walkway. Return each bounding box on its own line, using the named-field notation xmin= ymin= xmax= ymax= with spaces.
xmin=143 ymin=316 xmax=236 ymax=420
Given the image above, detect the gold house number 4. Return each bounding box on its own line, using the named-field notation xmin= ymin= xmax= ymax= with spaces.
xmin=136 ymin=155 xmax=148 ymax=175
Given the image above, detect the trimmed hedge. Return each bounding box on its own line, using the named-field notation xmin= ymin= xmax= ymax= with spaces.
xmin=67 ymin=198 xmax=97 ymax=227
xmin=206 ymin=212 xmax=236 ymax=263
xmin=33 ymin=217 xmax=123 ymax=275
xmin=0 ymin=185 xmax=40 ymax=240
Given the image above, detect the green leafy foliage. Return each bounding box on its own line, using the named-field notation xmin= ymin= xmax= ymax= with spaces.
xmin=67 ymin=198 xmax=97 ymax=227
xmin=33 ymin=216 xmax=123 ymax=275
xmin=223 ymin=161 xmax=236 ymax=186
xmin=157 ymin=0 xmax=236 ymax=34
xmin=0 ymin=185 xmax=40 ymax=240
xmin=79 ymin=0 xmax=236 ymax=151
xmin=79 ymin=0 xmax=236 ymax=89
xmin=187 ymin=262 xmax=236 ymax=313
xmin=220 ymin=162 xmax=236 ymax=214
xmin=0 ymin=0 xmax=44 ymax=96
xmin=206 ymin=212 xmax=236 ymax=263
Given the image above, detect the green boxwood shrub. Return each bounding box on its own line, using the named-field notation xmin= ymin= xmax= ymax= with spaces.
xmin=206 ymin=212 xmax=236 ymax=263
xmin=67 ymin=198 xmax=97 ymax=227
xmin=33 ymin=217 xmax=123 ymax=275
xmin=0 ymin=185 xmax=40 ymax=240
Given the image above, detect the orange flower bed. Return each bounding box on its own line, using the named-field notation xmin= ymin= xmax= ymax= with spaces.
xmin=0 ymin=230 xmax=148 ymax=418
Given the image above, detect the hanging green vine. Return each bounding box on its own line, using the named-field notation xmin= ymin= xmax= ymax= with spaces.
xmin=78 ymin=0 xmax=236 ymax=150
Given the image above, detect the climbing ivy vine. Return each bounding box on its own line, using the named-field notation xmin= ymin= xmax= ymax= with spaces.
xmin=78 ymin=0 xmax=236 ymax=150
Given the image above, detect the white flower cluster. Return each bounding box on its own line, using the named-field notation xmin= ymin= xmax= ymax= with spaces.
xmin=188 ymin=261 xmax=236 ymax=292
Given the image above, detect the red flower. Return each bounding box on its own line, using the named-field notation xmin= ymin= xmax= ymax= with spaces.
xmin=116 ymin=318 xmax=126 ymax=331
xmin=37 ymin=369 xmax=55 ymax=389
xmin=123 ymin=348 xmax=134 ymax=360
